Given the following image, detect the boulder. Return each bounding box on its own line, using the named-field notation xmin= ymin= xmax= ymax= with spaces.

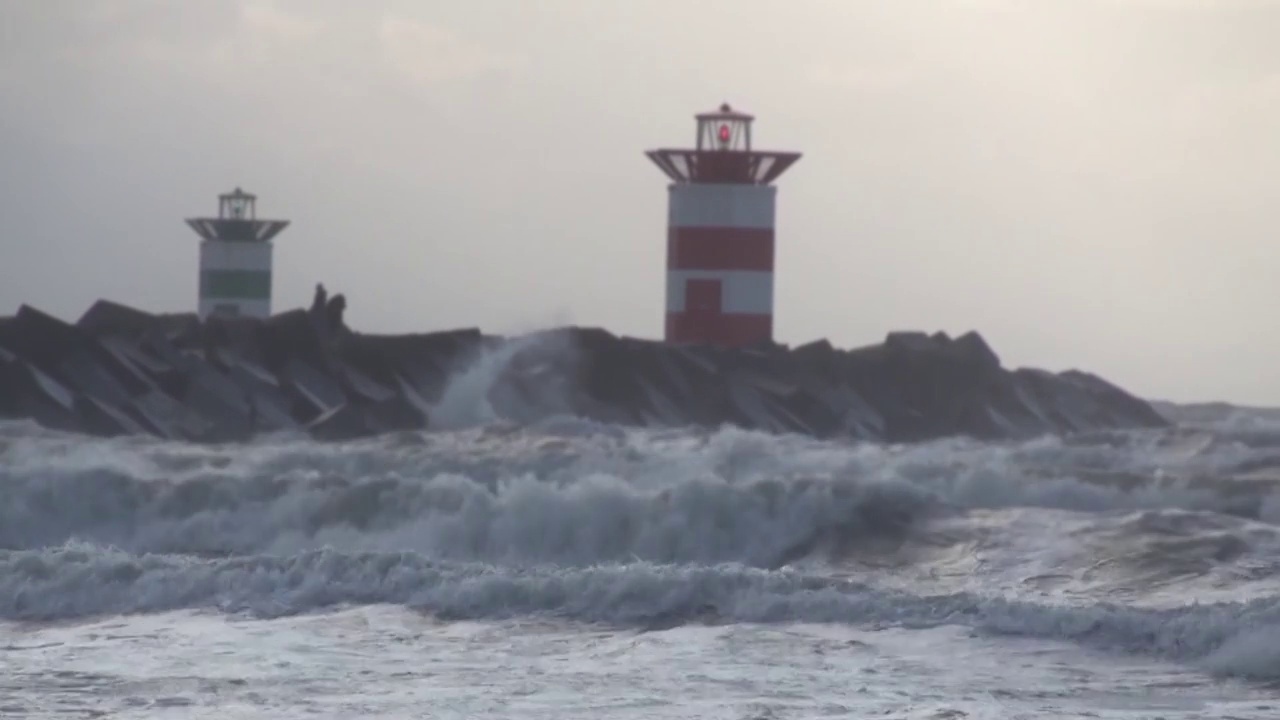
xmin=0 ymin=295 xmax=1171 ymax=444
xmin=0 ymin=358 xmax=79 ymax=432
xmin=306 ymin=394 xmax=429 ymax=441
xmin=76 ymin=299 xmax=199 ymax=340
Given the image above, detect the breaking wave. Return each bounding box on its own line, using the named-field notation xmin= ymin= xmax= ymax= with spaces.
xmin=4 ymin=543 xmax=1280 ymax=682
xmin=3 ymin=397 xmax=1280 ymax=681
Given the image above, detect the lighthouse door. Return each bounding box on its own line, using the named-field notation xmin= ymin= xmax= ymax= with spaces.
xmin=685 ymin=278 xmax=723 ymax=342
xmin=686 ymin=278 xmax=722 ymax=313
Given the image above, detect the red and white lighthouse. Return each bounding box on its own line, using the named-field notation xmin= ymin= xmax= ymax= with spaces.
xmin=646 ymin=103 xmax=801 ymax=347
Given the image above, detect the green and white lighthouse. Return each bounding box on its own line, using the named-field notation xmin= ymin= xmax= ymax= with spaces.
xmin=185 ymin=187 xmax=290 ymax=319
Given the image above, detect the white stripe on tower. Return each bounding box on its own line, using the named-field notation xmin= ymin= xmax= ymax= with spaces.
xmin=664 ymin=184 xmax=777 ymax=346
xmin=667 ymin=184 xmax=776 ymax=229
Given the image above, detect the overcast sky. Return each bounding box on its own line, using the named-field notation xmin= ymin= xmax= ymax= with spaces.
xmin=1 ymin=0 xmax=1278 ymax=405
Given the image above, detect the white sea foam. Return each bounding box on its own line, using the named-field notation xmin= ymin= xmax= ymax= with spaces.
xmin=0 ymin=420 xmax=1274 ymax=563
xmin=3 ymin=542 xmax=1280 ymax=681
xmin=3 ymin=396 xmax=1280 ymax=683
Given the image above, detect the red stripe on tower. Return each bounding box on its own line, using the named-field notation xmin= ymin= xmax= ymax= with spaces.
xmin=668 ymin=227 xmax=774 ymax=272
xmin=645 ymin=103 xmax=801 ymax=348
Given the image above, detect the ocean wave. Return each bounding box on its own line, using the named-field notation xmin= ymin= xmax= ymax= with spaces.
xmin=2 ymin=418 xmax=1278 ymax=565
xmin=4 ymin=543 xmax=1280 ymax=681
xmin=7 ymin=408 xmax=1280 ymax=682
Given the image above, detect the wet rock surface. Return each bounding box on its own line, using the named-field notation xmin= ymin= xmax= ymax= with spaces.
xmin=0 ymin=297 xmax=1169 ymax=443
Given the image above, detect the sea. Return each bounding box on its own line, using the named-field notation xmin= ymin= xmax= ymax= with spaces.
xmin=4 ymin=395 xmax=1280 ymax=719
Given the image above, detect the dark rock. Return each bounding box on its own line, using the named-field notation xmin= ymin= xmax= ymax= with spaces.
xmin=223 ymin=359 xmax=297 ymax=433
xmin=365 ymin=393 xmax=430 ymax=433
xmin=0 ymin=358 xmax=79 ymax=432
xmin=951 ymin=330 xmax=1001 ymax=371
xmin=306 ymin=403 xmax=371 ymax=442
xmin=74 ymin=394 xmax=149 ymax=437
xmin=278 ymin=360 xmax=343 ymax=424
xmin=0 ymin=345 xmax=19 ymax=417
xmin=306 ymin=394 xmax=429 ymax=442
xmin=77 ymin=299 xmax=200 ymax=341
xmin=336 ymin=328 xmax=483 ymax=404
xmin=256 ymin=309 xmax=329 ymax=374
xmin=0 ymin=294 xmax=1171 ymax=444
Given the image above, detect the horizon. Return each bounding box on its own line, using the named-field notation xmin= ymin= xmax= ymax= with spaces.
xmin=2 ymin=1 xmax=1278 ymax=406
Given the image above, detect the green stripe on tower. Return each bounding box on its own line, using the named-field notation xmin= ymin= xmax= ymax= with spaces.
xmin=200 ymin=270 xmax=271 ymax=300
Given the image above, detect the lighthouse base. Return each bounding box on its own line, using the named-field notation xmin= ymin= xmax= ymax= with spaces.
xmin=665 ymin=312 xmax=772 ymax=348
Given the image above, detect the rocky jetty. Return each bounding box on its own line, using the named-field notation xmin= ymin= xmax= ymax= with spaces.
xmin=0 ymin=293 xmax=1170 ymax=443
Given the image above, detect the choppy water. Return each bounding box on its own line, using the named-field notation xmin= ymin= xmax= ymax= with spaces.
xmin=4 ymin=401 xmax=1280 ymax=718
